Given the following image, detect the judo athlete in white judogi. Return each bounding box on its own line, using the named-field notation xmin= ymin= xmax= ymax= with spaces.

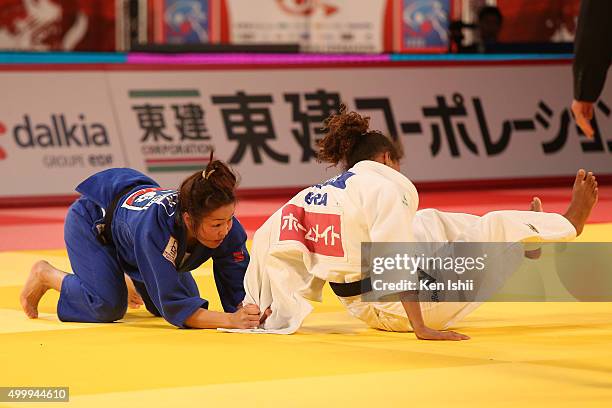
xmin=238 ymin=107 xmax=598 ymax=340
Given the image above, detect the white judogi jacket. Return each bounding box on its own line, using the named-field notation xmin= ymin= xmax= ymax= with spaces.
xmin=235 ymin=161 xmax=418 ymax=333
xmin=234 ymin=161 xmax=576 ymax=334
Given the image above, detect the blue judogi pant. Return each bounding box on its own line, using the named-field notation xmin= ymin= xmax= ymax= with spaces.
xmin=57 ymin=197 xmax=198 ymax=323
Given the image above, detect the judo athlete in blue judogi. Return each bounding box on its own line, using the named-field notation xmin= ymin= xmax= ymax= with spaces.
xmin=20 ymin=160 xmax=265 ymax=329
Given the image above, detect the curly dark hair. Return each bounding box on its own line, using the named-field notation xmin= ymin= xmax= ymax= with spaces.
xmin=317 ymin=104 xmax=403 ymax=170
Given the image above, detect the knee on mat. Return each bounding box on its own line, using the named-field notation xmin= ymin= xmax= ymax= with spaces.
xmin=92 ymin=299 xmax=127 ymax=323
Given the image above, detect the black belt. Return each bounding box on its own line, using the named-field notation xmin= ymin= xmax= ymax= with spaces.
xmin=97 ymin=185 xmax=138 ymax=246
xmin=329 ymin=277 xmax=372 ymax=298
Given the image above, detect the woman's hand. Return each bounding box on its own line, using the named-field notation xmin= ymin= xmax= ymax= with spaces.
xmin=414 ymin=326 xmax=470 ymax=341
xmin=124 ymin=274 xmax=144 ymax=309
xmin=401 ymin=294 xmax=470 ymax=341
xmin=571 ymin=100 xmax=594 ymax=138
xmin=229 ymin=304 xmax=261 ymax=329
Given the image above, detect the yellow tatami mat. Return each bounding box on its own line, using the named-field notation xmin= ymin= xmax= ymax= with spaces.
xmin=1 ymin=224 xmax=611 ymax=408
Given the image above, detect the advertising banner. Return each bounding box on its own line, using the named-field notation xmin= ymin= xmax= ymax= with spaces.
xmin=107 ymin=63 xmax=612 ymax=190
xmin=222 ymin=0 xmax=389 ymax=53
xmin=0 ymin=0 xmax=116 ymax=51
xmin=398 ymin=0 xmax=451 ymax=52
xmin=0 ymin=62 xmax=610 ymax=198
xmin=148 ymin=0 xmax=211 ymax=44
xmin=0 ymin=73 xmax=125 ymax=196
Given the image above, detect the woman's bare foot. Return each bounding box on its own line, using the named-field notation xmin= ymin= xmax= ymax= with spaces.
xmin=20 ymin=261 xmax=53 ymax=318
xmin=530 ymin=196 xmax=543 ymax=212
xmin=563 ymin=169 xmax=599 ymax=236
xmin=525 ymin=197 xmax=544 ymax=259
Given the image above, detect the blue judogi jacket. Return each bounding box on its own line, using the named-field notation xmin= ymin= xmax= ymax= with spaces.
xmin=75 ymin=168 xmax=249 ymax=327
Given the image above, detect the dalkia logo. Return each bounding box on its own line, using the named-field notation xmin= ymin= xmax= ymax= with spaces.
xmin=0 ymin=121 xmax=6 ymax=160
xmin=12 ymin=114 xmax=109 ymax=148
xmin=276 ymin=0 xmax=338 ymax=16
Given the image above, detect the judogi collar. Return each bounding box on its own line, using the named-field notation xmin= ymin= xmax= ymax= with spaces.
xmin=173 ymin=214 xmax=205 ymax=272
xmin=350 ymin=160 xmax=419 ymax=213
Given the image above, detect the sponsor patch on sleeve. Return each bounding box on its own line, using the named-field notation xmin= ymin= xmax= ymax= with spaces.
xmin=121 ymin=187 xmax=175 ymax=212
xmin=163 ymin=236 xmax=178 ymax=266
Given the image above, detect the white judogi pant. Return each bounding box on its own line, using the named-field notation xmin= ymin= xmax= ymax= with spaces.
xmin=339 ymin=208 xmax=577 ymax=332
